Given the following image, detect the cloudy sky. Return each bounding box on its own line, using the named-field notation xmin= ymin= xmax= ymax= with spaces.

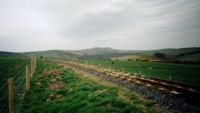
xmin=0 ymin=0 xmax=200 ymax=52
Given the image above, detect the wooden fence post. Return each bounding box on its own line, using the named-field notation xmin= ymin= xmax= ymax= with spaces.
xmin=26 ymin=65 xmax=30 ymax=91
xmin=31 ymin=56 xmax=37 ymax=76
xmin=8 ymin=78 xmax=14 ymax=113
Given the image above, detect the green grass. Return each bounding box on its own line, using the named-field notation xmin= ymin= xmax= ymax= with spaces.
xmin=0 ymin=56 xmax=28 ymax=90
xmin=0 ymin=57 xmax=28 ymax=85
xmin=0 ymin=57 xmax=29 ymax=113
xmin=178 ymin=53 xmax=200 ymax=61
xmin=20 ymin=59 xmax=160 ymax=113
xmin=82 ymin=60 xmax=200 ymax=86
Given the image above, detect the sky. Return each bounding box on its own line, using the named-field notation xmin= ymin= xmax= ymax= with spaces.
xmin=0 ymin=0 xmax=200 ymax=52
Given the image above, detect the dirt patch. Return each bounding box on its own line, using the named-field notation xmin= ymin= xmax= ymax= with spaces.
xmin=43 ymin=69 xmax=61 ymax=76
xmin=95 ymin=89 xmax=107 ymax=95
xmin=50 ymin=77 xmax=63 ymax=83
xmin=48 ymin=81 xmax=66 ymax=90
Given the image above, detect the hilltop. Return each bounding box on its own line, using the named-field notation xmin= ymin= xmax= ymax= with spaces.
xmin=1 ymin=47 xmax=200 ymax=63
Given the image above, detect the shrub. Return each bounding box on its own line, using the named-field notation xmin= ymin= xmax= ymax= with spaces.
xmin=128 ymin=59 xmax=133 ymax=61
xmin=154 ymin=53 xmax=166 ymax=59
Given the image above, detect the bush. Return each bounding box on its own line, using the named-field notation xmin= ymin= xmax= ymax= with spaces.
xmin=154 ymin=53 xmax=166 ymax=59
xmin=128 ymin=59 xmax=133 ymax=61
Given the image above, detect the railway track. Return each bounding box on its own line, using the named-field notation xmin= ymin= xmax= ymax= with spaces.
xmin=145 ymin=77 xmax=200 ymax=95
xmin=65 ymin=61 xmax=200 ymax=96
xmin=54 ymin=60 xmax=200 ymax=113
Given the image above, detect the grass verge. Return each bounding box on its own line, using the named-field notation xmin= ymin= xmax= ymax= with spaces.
xmin=20 ymin=59 xmax=163 ymax=113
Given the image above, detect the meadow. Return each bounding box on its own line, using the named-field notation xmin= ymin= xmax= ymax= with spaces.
xmin=1 ymin=55 xmax=199 ymax=113
xmin=82 ymin=60 xmax=200 ymax=86
xmin=20 ymin=59 xmax=161 ymax=113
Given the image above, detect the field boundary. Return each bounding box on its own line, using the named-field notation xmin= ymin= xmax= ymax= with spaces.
xmin=6 ymin=56 xmax=37 ymax=113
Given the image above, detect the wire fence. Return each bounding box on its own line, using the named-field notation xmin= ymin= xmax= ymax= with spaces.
xmin=0 ymin=83 xmax=8 ymax=113
xmin=14 ymin=67 xmax=26 ymax=113
xmin=0 ymin=65 xmax=26 ymax=113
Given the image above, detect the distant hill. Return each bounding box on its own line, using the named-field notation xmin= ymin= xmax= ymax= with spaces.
xmin=1 ymin=47 xmax=200 ymax=63
xmin=67 ymin=47 xmax=141 ymax=59
xmin=66 ymin=47 xmax=119 ymax=56
xmin=112 ymin=47 xmax=200 ymax=63
xmin=0 ymin=51 xmax=24 ymax=57
xmin=25 ymin=47 xmax=137 ymax=59
xmin=26 ymin=50 xmax=79 ymax=59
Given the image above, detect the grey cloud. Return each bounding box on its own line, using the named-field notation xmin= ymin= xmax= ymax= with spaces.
xmin=0 ymin=0 xmax=200 ymax=52
xmin=65 ymin=0 xmax=200 ymax=37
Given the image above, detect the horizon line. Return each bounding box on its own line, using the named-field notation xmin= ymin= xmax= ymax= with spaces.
xmin=0 ymin=46 xmax=200 ymax=53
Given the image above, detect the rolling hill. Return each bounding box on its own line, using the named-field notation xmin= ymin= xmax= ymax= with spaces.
xmin=1 ymin=47 xmax=200 ymax=63
xmin=0 ymin=51 xmax=24 ymax=57
xmin=112 ymin=47 xmax=200 ymax=63
xmin=25 ymin=50 xmax=79 ymax=59
xmin=25 ymin=47 xmax=145 ymax=60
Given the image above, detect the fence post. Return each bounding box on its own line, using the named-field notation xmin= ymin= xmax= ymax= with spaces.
xmin=26 ymin=65 xmax=30 ymax=91
xmin=8 ymin=78 xmax=14 ymax=113
xmin=31 ymin=56 xmax=37 ymax=76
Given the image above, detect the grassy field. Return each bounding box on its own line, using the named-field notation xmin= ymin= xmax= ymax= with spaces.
xmin=20 ymin=59 xmax=162 ymax=113
xmin=0 ymin=57 xmax=28 ymax=113
xmin=1 ymin=56 xmax=198 ymax=112
xmin=83 ymin=60 xmax=200 ymax=86
xmin=0 ymin=57 xmax=28 ymax=90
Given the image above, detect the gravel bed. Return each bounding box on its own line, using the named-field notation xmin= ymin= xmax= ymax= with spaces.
xmin=70 ymin=64 xmax=200 ymax=113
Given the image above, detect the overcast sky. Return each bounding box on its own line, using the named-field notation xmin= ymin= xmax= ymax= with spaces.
xmin=0 ymin=0 xmax=200 ymax=52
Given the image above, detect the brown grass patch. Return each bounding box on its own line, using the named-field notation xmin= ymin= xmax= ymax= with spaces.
xmin=43 ymin=69 xmax=61 ymax=76
xmin=95 ymin=89 xmax=105 ymax=95
xmin=48 ymin=81 xmax=66 ymax=90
